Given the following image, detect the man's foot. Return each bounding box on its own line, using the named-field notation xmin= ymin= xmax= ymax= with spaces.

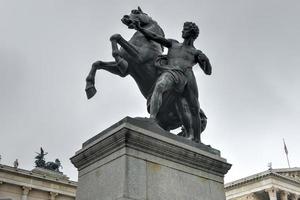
xmin=148 ymin=116 xmax=159 ymax=125
xmin=187 ymin=135 xmax=194 ymax=141
xmin=193 ymin=138 xmax=201 ymax=143
xmin=186 ymin=130 xmax=195 ymax=141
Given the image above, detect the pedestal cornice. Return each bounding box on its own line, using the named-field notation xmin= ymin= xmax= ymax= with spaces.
xmin=71 ymin=117 xmax=231 ymax=177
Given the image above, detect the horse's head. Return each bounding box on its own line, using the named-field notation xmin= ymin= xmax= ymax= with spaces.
xmin=122 ymin=7 xmax=153 ymax=29
xmin=122 ymin=6 xmax=165 ymax=51
xmin=55 ymin=158 xmax=63 ymax=169
xmin=55 ymin=159 xmax=61 ymax=165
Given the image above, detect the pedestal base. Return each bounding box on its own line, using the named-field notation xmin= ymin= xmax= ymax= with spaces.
xmin=71 ymin=117 xmax=231 ymax=200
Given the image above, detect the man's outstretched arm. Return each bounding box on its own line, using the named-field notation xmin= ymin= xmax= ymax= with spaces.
xmin=195 ymin=50 xmax=212 ymax=75
xmin=133 ymin=21 xmax=172 ymax=48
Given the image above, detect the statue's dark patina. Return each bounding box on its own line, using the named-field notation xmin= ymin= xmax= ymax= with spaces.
xmin=85 ymin=7 xmax=210 ymax=143
xmin=35 ymin=148 xmax=62 ymax=172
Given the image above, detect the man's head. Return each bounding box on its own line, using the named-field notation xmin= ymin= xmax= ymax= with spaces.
xmin=182 ymin=22 xmax=199 ymax=40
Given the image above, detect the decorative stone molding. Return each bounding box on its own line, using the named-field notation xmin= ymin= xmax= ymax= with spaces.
xmin=21 ymin=186 xmax=31 ymax=200
xmin=290 ymin=193 xmax=299 ymax=200
xmin=246 ymin=193 xmax=256 ymax=200
xmin=49 ymin=192 xmax=58 ymax=200
xmin=71 ymin=117 xmax=231 ymax=177
xmin=265 ymin=187 xmax=279 ymax=200
xmin=22 ymin=186 xmax=31 ymax=194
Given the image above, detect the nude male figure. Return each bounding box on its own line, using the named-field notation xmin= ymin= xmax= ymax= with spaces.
xmin=133 ymin=21 xmax=212 ymax=142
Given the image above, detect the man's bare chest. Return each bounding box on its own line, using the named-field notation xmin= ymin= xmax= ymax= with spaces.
xmin=168 ymin=44 xmax=196 ymax=61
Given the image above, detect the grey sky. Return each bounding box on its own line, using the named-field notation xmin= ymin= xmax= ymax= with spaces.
xmin=0 ymin=0 xmax=299 ymax=183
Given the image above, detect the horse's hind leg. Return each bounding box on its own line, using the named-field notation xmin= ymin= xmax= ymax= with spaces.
xmin=85 ymin=61 xmax=128 ymax=99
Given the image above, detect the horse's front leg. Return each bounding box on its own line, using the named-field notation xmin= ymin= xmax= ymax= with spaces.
xmin=110 ymin=34 xmax=142 ymax=62
xmin=85 ymin=61 xmax=127 ymax=99
xmin=111 ymin=39 xmax=129 ymax=75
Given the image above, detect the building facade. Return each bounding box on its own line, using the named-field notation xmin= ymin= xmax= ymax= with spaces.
xmin=0 ymin=164 xmax=76 ymax=200
xmin=225 ymin=168 xmax=300 ymax=200
xmin=2 ymin=163 xmax=299 ymax=200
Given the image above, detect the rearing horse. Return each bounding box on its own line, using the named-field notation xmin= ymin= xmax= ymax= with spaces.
xmin=85 ymin=7 xmax=207 ymax=142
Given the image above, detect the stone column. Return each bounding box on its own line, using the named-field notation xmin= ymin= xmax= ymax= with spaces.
xmin=246 ymin=193 xmax=256 ymax=200
xmin=21 ymin=186 xmax=31 ymax=200
xmin=290 ymin=194 xmax=299 ymax=200
xmin=280 ymin=191 xmax=289 ymax=200
xmin=49 ymin=192 xmax=58 ymax=200
xmin=265 ymin=187 xmax=278 ymax=200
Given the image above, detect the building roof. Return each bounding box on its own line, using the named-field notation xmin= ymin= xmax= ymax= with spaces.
xmin=0 ymin=164 xmax=77 ymax=199
xmin=225 ymin=168 xmax=300 ymax=189
xmin=0 ymin=164 xmax=77 ymax=186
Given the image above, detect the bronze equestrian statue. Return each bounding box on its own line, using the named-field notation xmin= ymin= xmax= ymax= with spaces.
xmin=85 ymin=7 xmax=210 ymax=142
xmin=34 ymin=148 xmax=62 ymax=172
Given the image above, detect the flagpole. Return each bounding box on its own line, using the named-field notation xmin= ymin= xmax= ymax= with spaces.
xmin=283 ymin=138 xmax=291 ymax=168
xmin=286 ymin=153 xmax=291 ymax=168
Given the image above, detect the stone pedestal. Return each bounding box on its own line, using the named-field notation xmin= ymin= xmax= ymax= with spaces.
xmin=71 ymin=117 xmax=231 ymax=200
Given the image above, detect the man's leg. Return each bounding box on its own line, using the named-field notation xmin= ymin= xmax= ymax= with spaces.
xmin=184 ymin=70 xmax=202 ymax=142
xmin=185 ymin=85 xmax=202 ymax=142
xmin=175 ymin=97 xmax=194 ymax=139
xmin=150 ymin=72 xmax=175 ymax=119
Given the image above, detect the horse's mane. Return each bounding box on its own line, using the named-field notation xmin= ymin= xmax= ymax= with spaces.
xmin=147 ymin=16 xmax=165 ymax=51
xmin=147 ymin=15 xmax=165 ymax=37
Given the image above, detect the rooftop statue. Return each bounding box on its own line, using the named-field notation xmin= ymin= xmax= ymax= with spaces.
xmin=34 ymin=148 xmax=62 ymax=172
xmin=34 ymin=147 xmax=47 ymax=168
xmin=45 ymin=159 xmax=62 ymax=172
xmin=85 ymin=7 xmax=211 ymax=143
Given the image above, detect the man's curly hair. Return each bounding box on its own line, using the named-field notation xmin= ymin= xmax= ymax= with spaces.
xmin=184 ymin=22 xmax=199 ymax=40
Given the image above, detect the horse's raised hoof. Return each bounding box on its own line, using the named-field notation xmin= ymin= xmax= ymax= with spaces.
xmin=85 ymin=85 xmax=97 ymax=99
xmin=110 ymin=34 xmax=121 ymax=42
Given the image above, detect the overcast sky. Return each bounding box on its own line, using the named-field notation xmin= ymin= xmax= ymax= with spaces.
xmin=0 ymin=0 xmax=299 ymax=183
